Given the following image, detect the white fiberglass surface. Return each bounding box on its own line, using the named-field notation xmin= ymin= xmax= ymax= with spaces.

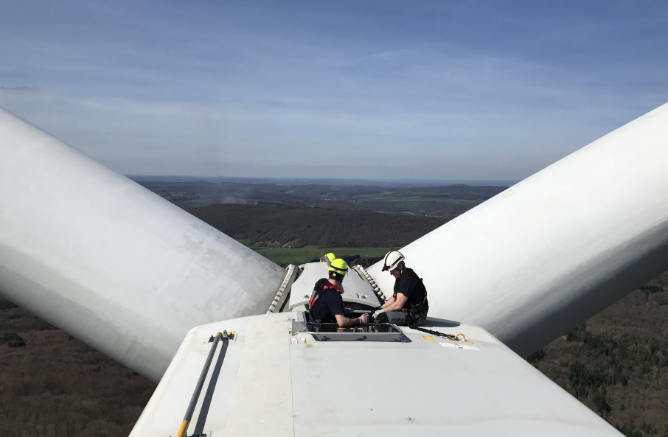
xmin=289 ymin=262 xmax=381 ymax=310
xmin=132 ymin=313 xmax=621 ymax=437
xmin=0 ymin=108 xmax=285 ymax=381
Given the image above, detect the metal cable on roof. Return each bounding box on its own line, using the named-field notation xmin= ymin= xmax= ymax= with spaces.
xmin=177 ymin=331 xmax=226 ymax=437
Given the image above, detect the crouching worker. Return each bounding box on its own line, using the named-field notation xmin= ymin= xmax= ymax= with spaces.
xmin=308 ymin=258 xmax=370 ymax=327
xmin=374 ymin=251 xmax=429 ymax=326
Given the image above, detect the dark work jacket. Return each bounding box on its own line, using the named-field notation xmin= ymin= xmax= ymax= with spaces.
xmin=393 ymin=268 xmax=429 ymax=312
xmin=309 ymin=278 xmax=345 ymax=322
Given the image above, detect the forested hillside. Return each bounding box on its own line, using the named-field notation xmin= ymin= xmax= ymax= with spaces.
xmin=529 ymin=271 xmax=668 ymax=436
xmin=0 ymin=300 xmax=154 ymax=437
xmin=189 ymin=204 xmax=447 ymax=248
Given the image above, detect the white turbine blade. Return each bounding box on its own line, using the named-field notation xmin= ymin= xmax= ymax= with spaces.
xmin=0 ymin=107 xmax=285 ymax=381
xmin=369 ymin=102 xmax=668 ymax=356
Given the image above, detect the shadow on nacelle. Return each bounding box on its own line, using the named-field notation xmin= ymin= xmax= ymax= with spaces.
xmin=422 ymin=317 xmax=461 ymax=328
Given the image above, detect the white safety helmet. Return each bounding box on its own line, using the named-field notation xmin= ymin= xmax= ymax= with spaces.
xmin=382 ymin=250 xmax=405 ymax=272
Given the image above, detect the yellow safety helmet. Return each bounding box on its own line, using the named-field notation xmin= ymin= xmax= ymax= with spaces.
xmin=320 ymin=252 xmax=336 ymax=265
xmin=328 ymin=258 xmax=348 ymax=276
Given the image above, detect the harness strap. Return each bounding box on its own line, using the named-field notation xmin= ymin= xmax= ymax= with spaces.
xmin=394 ymin=273 xmax=429 ymax=319
xmin=308 ymin=282 xmax=343 ymax=316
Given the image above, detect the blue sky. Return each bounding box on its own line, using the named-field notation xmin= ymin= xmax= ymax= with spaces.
xmin=1 ymin=1 xmax=667 ymax=180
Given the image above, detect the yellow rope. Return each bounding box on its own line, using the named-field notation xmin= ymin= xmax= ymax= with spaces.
xmin=446 ymin=333 xmax=473 ymax=344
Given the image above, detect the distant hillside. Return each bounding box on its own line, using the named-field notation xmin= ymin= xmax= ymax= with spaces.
xmin=139 ymin=179 xmax=505 ymax=218
xmin=189 ymin=204 xmax=447 ymax=247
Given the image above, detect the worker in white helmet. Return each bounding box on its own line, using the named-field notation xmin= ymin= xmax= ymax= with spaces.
xmin=374 ymin=250 xmax=429 ymax=326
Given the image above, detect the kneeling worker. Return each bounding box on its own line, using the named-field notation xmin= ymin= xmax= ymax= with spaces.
xmin=375 ymin=250 xmax=429 ymax=326
xmin=309 ymin=258 xmax=370 ymax=327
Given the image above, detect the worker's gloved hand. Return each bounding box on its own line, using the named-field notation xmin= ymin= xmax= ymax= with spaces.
xmin=359 ymin=313 xmax=369 ymax=324
xmin=373 ymin=309 xmax=384 ymax=319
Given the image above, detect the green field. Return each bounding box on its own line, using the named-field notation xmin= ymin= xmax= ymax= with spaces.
xmin=247 ymin=245 xmax=394 ymax=265
xmin=352 ymin=194 xmax=481 ymax=204
xmin=348 ymin=193 xmax=482 ymax=214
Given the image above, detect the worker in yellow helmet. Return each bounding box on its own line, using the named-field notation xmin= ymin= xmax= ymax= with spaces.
xmin=308 ymin=258 xmax=369 ymax=327
xmin=319 ymin=252 xmax=336 ymax=265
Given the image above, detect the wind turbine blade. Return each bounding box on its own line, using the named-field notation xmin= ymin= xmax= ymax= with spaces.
xmin=369 ymin=102 xmax=668 ymax=356
xmin=0 ymin=107 xmax=285 ymax=381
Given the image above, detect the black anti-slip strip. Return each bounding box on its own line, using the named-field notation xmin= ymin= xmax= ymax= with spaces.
xmin=193 ymin=338 xmax=230 ymax=436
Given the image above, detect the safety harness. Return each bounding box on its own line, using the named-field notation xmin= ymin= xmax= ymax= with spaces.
xmin=308 ymin=278 xmax=343 ymax=320
xmin=393 ymin=269 xmax=429 ymax=325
